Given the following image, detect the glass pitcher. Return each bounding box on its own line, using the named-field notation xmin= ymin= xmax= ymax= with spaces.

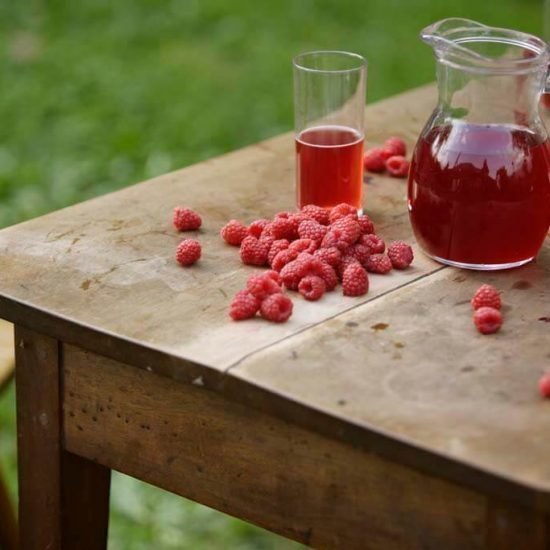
xmin=408 ymin=18 xmax=550 ymax=270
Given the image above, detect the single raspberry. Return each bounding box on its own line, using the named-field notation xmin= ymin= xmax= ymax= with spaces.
xmin=342 ymin=263 xmax=369 ymax=297
xmin=260 ymin=293 xmax=293 ymax=323
xmin=357 ymin=214 xmax=375 ymax=235
xmin=471 ymin=284 xmax=501 ymax=310
xmin=298 ymin=220 xmax=328 ymax=243
xmin=280 ymin=257 xmax=311 ymax=290
xmin=314 ymin=246 xmax=342 ymax=267
xmin=329 ymin=203 xmax=358 ymax=223
xmin=386 ymin=155 xmax=410 ymax=178
xmin=271 ymin=248 xmax=298 ymax=272
xmin=176 ymin=239 xmax=201 ymax=266
xmin=246 ymin=272 xmax=282 ymax=301
xmin=473 ymin=306 xmax=502 ymax=335
xmin=229 ymin=290 xmax=260 ymax=321
xmin=337 ymin=253 xmax=361 ymax=279
xmin=314 ymin=261 xmax=338 ymax=291
xmin=363 ymin=147 xmax=386 ymax=172
xmin=539 ymin=372 xmax=550 ymax=398
xmin=248 ymin=219 xmax=271 ymax=238
xmin=298 ymin=275 xmax=326 ymax=301
xmin=220 ymin=219 xmax=248 ymax=246
xmin=240 ymin=236 xmax=269 ymax=266
xmin=360 ymin=234 xmax=386 ymax=254
xmin=301 ymin=204 xmax=330 ymax=225
xmin=263 ymin=270 xmax=282 ymax=286
xmin=271 ymin=216 xmax=295 ymax=240
xmin=384 ymin=136 xmax=407 ymax=157
xmin=331 ymin=216 xmax=361 ymax=244
xmin=320 ymin=229 xmax=351 ymax=252
xmin=259 ymin=232 xmax=275 ymax=250
xmin=289 ymin=238 xmax=318 ymax=255
xmin=173 ymin=207 xmax=202 ymax=231
xmin=350 ymin=243 xmax=371 ymax=266
xmin=279 ymin=212 xmax=307 ymax=240
xmin=267 ymin=239 xmax=290 ymax=266
xmin=365 ymin=253 xmax=392 ymax=274
xmin=387 ymin=241 xmax=414 ymax=269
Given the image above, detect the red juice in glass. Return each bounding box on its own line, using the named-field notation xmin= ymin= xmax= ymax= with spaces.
xmin=408 ymin=121 xmax=550 ymax=268
xmin=296 ymin=124 xmax=364 ymax=210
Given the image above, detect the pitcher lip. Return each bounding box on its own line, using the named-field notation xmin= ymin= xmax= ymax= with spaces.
xmin=421 ymin=17 xmax=549 ymax=74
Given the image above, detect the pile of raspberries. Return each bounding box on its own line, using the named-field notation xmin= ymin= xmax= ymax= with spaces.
xmin=363 ymin=136 xmax=410 ymax=177
xmin=220 ymin=202 xmax=413 ymax=322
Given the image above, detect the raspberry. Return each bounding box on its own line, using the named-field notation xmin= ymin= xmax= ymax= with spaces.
xmin=220 ymin=219 xmax=248 ymax=246
xmin=246 ymin=272 xmax=282 ymax=300
xmin=387 ymin=241 xmax=414 ymax=269
xmin=176 ymin=239 xmax=201 ymax=266
xmin=240 ymin=236 xmax=269 ymax=266
xmin=365 ymin=253 xmax=392 ymax=274
xmin=260 ymin=293 xmax=293 ymax=323
xmin=289 ymin=238 xmax=318 ymax=255
xmin=384 ymin=136 xmax=407 ymax=157
xmin=271 ymin=216 xmax=295 ymax=240
xmin=357 ymin=214 xmax=375 ymax=235
xmin=271 ymin=248 xmax=298 ymax=272
xmin=263 ymin=270 xmax=282 ymax=286
xmin=314 ymin=261 xmax=338 ymax=291
xmin=350 ymin=243 xmax=371 ymax=265
xmin=363 ymin=147 xmax=386 ymax=172
xmin=360 ymin=234 xmax=385 ymax=254
xmin=173 ymin=207 xmax=202 ymax=231
xmin=248 ymin=219 xmax=271 ymax=238
xmin=331 ymin=216 xmax=361 ymax=244
xmin=539 ymin=372 xmax=550 ymax=398
xmin=298 ymin=275 xmax=326 ymax=301
xmin=314 ymin=246 xmax=342 ymax=267
xmin=259 ymin=232 xmax=275 ymax=250
xmin=386 ymin=155 xmax=410 ymax=178
xmin=277 ymin=212 xmax=306 ymax=240
xmin=471 ymin=284 xmax=501 ymax=310
xmin=267 ymin=239 xmax=290 ymax=266
xmin=342 ymin=264 xmax=369 ymax=296
xmin=338 ymin=253 xmax=361 ymax=279
xmin=280 ymin=257 xmax=311 ymax=290
xmin=320 ymin=229 xmax=351 ymax=252
xmin=298 ymin=220 xmax=328 ymax=243
xmin=301 ymin=204 xmax=330 ymax=225
xmin=229 ymin=290 xmax=260 ymax=321
xmin=329 ymin=203 xmax=358 ymax=223
xmin=473 ymin=307 xmax=502 ymax=335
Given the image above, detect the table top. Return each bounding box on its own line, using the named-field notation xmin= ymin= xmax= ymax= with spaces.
xmin=1 ymin=84 xmax=550 ymax=511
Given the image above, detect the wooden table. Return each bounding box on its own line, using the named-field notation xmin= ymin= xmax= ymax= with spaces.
xmin=1 ymin=85 xmax=549 ymax=549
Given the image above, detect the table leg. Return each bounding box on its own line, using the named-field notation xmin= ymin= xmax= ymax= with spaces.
xmin=15 ymin=326 xmax=111 ymax=550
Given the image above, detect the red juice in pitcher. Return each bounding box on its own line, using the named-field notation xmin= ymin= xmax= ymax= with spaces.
xmin=296 ymin=125 xmax=364 ymax=210
xmin=408 ymin=121 xmax=550 ymax=268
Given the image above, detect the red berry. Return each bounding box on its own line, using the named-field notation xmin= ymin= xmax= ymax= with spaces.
xmin=386 ymin=155 xmax=410 ymax=178
xmin=320 ymin=229 xmax=350 ymax=252
xmin=360 ymin=234 xmax=385 ymax=254
xmin=301 ymin=204 xmax=330 ymax=225
xmin=271 ymin=216 xmax=295 ymax=240
xmin=539 ymin=372 xmax=550 ymax=398
xmin=314 ymin=261 xmax=338 ymax=291
xmin=337 ymin=253 xmax=361 ymax=279
xmin=240 ymin=236 xmax=269 ymax=266
xmin=342 ymin=263 xmax=369 ymax=296
xmin=331 ymin=216 xmax=361 ymax=244
xmin=298 ymin=219 xmax=328 ymax=243
xmin=260 ymin=293 xmax=293 ymax=323
xmin=289 ymin=238 xmax=318 ymax=255
xmin=473 ymin=306 xmax=502 ymax=335
xmin=267 ymin=239 xmax=290 ymax=266
xmin=298 ymin=275 xmax=326 ymax=301
xmin=248 ymin=219 xmax=271 ymax=238
xmin=280 ymin=257 xmax=311 ymax=290
xmin=357 ymin=215 xmax=375 ymax=235
xmin=271 ymin=248 xmax=298 ymax=272
xmin=350 ymin=243 xmax=371 ymax=266
xmin=173 ymin=207 xmax=202 ymax=231
xmin=365 ymin=253 xmax=392 ymax=274
xmin=384 ymin=136 xmax=407 ymax=157
xmin=176 ymin=238 xmax=201 ymax=266
xmin=314 ymin=246 xmax=342 ymax=267
xmin=471 ymin=284 xmax=501 ymax=310
xmin=263 ymin=270 xmax=282 ymax=286
xmin=229 ymin=290 xmax=260 ymax=321
xmin=329 ymin=203 xmax=358 ymax=223
xmin=220 ymin=219 xmax=248 ymax=246
xmin=363 ymin=147 xmax=386 ymax=172
xmin=246 ymin=272 xmax=282 ymax=301
xmin=387 ymin=241 xmax=414 ymax=269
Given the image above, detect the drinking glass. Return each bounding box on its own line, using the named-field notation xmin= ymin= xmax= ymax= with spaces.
xmin=293 ymin=51 xmax=367 ymax=212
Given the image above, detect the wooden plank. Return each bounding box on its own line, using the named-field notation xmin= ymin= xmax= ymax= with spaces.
xmin=63 ymin=343 xmax=489 ymax=550
xmin=232 ymin=244 xmax=550 ymax=510
xmin=0 ymin=85 xmax=439 ymax=377
xmin=15 ymin=326 xmax=111 ymax=550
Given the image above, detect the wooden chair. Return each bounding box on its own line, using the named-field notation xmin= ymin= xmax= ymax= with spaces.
xmin=0 ymin=320 xmax=17 ymax=550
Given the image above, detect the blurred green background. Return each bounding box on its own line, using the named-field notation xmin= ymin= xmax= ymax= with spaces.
xmin=0 ymin=1 xmax=544 ymax=548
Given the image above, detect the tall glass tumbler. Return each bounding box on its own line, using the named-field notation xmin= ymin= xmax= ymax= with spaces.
xmin=293 ymin=51 xmax=367 ymax=212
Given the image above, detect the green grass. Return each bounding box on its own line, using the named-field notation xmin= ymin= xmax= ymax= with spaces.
xmin=0 ymin=0 xmax=544 ymax=547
